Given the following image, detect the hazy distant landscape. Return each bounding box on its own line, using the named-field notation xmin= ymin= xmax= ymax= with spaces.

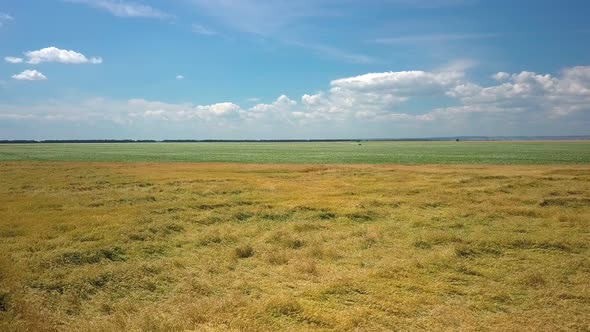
xmin=1 ymin=141 xmax=590 ymax=164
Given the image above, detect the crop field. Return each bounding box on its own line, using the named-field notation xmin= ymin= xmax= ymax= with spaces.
xmin=1 ymin=141 xmax=590 ymax=164
xmin=1 ymin=159 xmax=589 ymax=331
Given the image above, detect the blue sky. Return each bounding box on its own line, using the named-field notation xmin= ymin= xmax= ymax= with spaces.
xmin=1 ymin=0 xmax=589 ymax=139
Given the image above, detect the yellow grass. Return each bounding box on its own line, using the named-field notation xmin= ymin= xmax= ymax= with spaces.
xmin=0 ymin=162 xmax=589 ymax=331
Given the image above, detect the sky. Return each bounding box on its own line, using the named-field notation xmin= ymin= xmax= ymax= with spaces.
xmin=1 ymin=0 xmax=590 ymax=139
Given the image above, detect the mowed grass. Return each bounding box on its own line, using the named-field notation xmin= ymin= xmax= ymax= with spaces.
xmin=1 ymin=141 xmax=590 ymax=164
xmin=0 ymin=162 xmax=589 ymax=331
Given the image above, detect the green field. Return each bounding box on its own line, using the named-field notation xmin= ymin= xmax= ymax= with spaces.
xmin=1 ymin=141 xmax=590 ymax=164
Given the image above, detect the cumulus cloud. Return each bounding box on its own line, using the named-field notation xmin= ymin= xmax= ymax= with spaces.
xmin=4 ymin=56 xmax=23 ymax=64
xmin=12 ymin=70 xmax=47 ymax=81
xmin=2 ymin=65 xmax=590 ymax=137
xmin=245 ymin=95 xmax=297 ymax=122
xmin=64 ymin=0 xmax=172 ymax=19
xmin=493 ymin=72 xmax=510 ymax=81
xmin=331 ymin=70 xmax=463 ymax=94
xmin=23 ymin=47 xmax=102 ymax=64
xmin=287 ymin=69 xmax=468 ymax=122
xmin=126 ymin=99 xmax=243 ymax=121
xmin=438 ymin=67 xmax=590 ymax=119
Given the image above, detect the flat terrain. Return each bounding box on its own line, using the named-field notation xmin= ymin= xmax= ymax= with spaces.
xmin=1 ymin=162 xmax=589 ymax=331
xmin=1 ymin=141 xmax=590 ymax=164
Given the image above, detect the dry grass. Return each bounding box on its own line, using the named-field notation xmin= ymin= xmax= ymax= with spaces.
xmin=0 ymin=162 xmax=589 ymax=331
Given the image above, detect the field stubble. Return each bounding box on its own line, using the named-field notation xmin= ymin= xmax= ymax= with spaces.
xmin=0 ymin=162 xmax=589 ymax=331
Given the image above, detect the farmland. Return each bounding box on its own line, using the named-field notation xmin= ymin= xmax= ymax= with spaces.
xmin=1 ymin=141 xmax=590 ymax=164
xmin=1 ymin=158 xmax=589 ymax=331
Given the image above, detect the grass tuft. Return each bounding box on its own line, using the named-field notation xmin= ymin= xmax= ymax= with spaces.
xmin=266 ymin=296 xmax=302 ymax=317
xmin=455 ymin=244 xmax=478 ymax=258
xmin=57 ymin=247 xmax=126 ymax=265
xmin=521 ymin=272 xmax=547 ymax=288
xmin=235 ymin=244 xmax=255 ymax=259
xmin=267 ymin=251 xmax=290 ymax=265
xmin=0 ymin=292 xmax=9 ymax=312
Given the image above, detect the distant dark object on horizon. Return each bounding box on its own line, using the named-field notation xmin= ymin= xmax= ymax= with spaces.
xmin=0 ymin=136 xmax=589 ymax=144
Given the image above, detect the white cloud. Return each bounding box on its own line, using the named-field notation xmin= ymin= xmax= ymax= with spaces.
xmin=206 ymin=102 xmax=242 ymax=116
xmin=4 ymin=56 xmax=23 ymax=64
xmin=492 ymin=72 xmax=510 ymax=81
xmin=176 ymin=75 xmax=184 ymax=80
xmin=12 ymin=70 xmax=47 ymax=81
xmin=0 ymin=13 xmax=13 ymax=27
xmin=438 ymin=59 xmax=478 ymax=73
xmin=64 ymin=0 xmax=172 ymax=19
xmin=24 ymin=47 xmax=102 ymax=64
xmin=247 ymin=95 xmax=297 ymax=120
xmin=331 ymin=70 xmax=463 ymax=94
xmin=192 ymin=24 xmax=217 ymax=36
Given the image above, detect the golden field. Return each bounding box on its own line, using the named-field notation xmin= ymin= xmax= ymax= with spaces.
xmin=0 ymin=162 xmax=589 ymax=331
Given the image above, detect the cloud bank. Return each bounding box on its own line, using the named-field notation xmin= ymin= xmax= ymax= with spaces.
xmin=2 ymin=65 xmax=590 ymax=138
